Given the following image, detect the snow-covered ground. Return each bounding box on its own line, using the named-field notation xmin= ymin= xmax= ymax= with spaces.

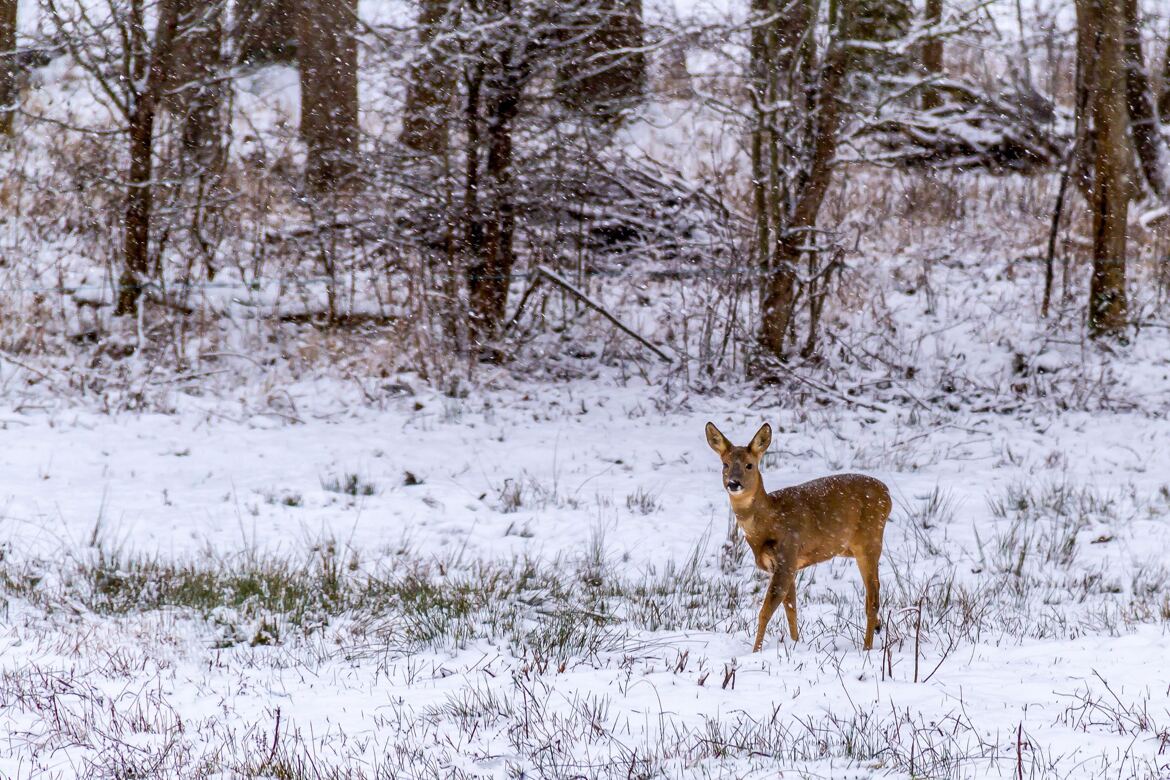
xmin=1 ymin=373 xmax=1169 ymax=778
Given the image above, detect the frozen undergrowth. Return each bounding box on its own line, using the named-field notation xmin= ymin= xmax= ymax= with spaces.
xmin=3 ymin=141 xmax=1168 ymax=420
xmin=2 ymin=2 xmax=1169 ymax=420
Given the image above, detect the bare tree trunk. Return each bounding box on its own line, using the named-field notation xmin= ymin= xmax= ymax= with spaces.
xmin=557 ymin=0 xmax=645 ymax=117
xmin=236 ymin=0 xmax=296 ymax=63
xmin=170 ymin=1 xmax=225 ymax=159
xmin=1077 ymin=0 xmax=1130 ymax=337
xmin=756 ymin=0 xmax=853 ymax=360
xmin=1122 ymin=0 xmax=1167 ymax=198
xmin=753 ymin=0 xmax=807 ymax=358
xmin=116 ymin=0 xmax=182 ymax=316
xmin=463 ymin=65 xmax=483 ymax=270
xmin=0 ymin=0 xmax=15 ymax=136
xmin=467 ymin=66 xmax=523 ymax=354
xmin=748 ymin=0 xmax=773 ymax=287
xmin=400 ymin=0 xmax=452 ymax=154
xmin=1160 ymin=34 xmax=1170 ymax=119
xmin=854 ymin=0 xmax=911 ymax=72
xmin=759 ymin=250 xmax=800 ymax=356
xmin=168 ymin=0 xmax=228 ymax=280
xmin=921 ymin=0 xmax=943 ymax=110
xmin=1072 ymin=0 xmax=1099 ymax=202
xmin=297 ymin=0 xmax=359 ymax=193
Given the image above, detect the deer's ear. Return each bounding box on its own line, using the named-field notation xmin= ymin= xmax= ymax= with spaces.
xmin=749 ymin=423 xmax=772 ymax=455
xmin=705 ymin=422 xmax=730 ymax=455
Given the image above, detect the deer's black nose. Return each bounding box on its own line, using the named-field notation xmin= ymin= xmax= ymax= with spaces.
xmin=726 ymin=480 xmax=743 ymax=493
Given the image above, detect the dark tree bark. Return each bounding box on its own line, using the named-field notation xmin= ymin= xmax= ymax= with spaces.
xmin=169 ymin=1 xmax=225 ymax=159
xmin=0 ymin=0 xmax=15 ymax=135
xmin=466 ymin=53 xmax=526 ymax=353
xmin=1122 ymin=0 xmax=1167 ymax=199
xmin=400 ymin=0 xmax=453 ymax=154
xmin=116 ymin=0 xmax=183 ymax=316
xmin=557 ymin=0 xmax=645 ymax=117
xmin=1160 ymin=35 xmax=1170 ymax=119
xmin=463 ymin=65 xmax=483 ymax=275
xmin=1071 ymin=0 xmax=1099 ymax=202
xmin=297 ymin=0 xmax=359 ymax=192
xmin=853 ymin=0 xmax=911 ymax=75
xmin=236 ymin=0 xmax=297 ymax=63
xmin=167 ymin=0 xmax=228 ymax=280
xmin=921 ymin=0 xmax=943 ymax=110
xmin=753 ymin=0 xmax=854 ymax=360
xmin=1076 ymin=0 xmax=1130 ymax=337
xmin=752 ymin=0 xmax=806 ymax=358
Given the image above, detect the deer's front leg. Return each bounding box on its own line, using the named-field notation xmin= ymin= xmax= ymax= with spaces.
xmin=782 ymin=572 xmax=799 ymax=642
xmin=752 ymin=566 xmax=791 ymax=652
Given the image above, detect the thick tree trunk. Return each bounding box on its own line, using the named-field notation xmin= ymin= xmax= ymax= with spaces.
xmin=759 ymin=246 xmax=799 ymax=356
xmin=792 ymin=35 xmax=850 ymax=230
xmin=1078 ymin=0 xmax=1130 ymax=337
xmin=1072 ymin=0 xmax=1099 ymax=202
xmin=236 ymin=0 xmax=296 ymax=63
xmin=557 ymin=0 xmax=645 ymax=117
xmin=119 ymin=108 xmax=158 ymax=315
xmin=170 ymin=1 xmax=225 ymax=159
xmin=467 ymin=73 xmax=522 ymax=354
xmin=1122 ymin=0 xmax=1167 ymax=198
xmin=753 ymin=0 xmax=807 ymax=358
xmin=116 ymin=0 xmax=182 ymax=316
xmin=463 ymin=67 xmax=483 ymax=270
xmin=749 ymin=0 xmax=773 ymax=306
xmin=400 ymin=0 xmax=451 ymax=154
xmin=297 ymin=0 xmax=359 ymax=193
xmin=921 ymin=0 xmax=943 ymax=110
xmin=1160 ymin=36 xmax=1170 ymax=119
xmin=0 ymin=0 xmax=15 ymax=136
xmin=167 ymin=0 xmax=227 ymax=280
xmin=853 ymin=0 xmax=911 ymax=74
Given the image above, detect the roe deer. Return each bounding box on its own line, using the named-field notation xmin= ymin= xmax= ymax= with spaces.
xmin=705 ymin=422 xmax=892 ymax=652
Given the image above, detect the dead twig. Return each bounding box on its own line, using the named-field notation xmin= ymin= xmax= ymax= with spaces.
xmin=535 ymin=265 xmax=672 ymax=364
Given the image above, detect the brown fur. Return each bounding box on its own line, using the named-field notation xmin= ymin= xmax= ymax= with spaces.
xmin=705 ymin=422 xmax=892 ymax=652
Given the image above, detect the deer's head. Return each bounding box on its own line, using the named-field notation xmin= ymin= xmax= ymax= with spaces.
xmin=704 ymin=422 xmax=771 ymax=497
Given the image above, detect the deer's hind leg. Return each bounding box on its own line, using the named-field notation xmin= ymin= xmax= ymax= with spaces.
xmin=854 ymin=545 xmax=882 ymax=650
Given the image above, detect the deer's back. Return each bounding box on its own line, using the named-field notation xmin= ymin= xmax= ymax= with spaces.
xmin=761 ymin=474 xmax=891 ymax=566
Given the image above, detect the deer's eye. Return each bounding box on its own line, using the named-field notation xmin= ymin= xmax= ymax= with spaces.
xmin=746 ymin=464 xmax=754 ymax=470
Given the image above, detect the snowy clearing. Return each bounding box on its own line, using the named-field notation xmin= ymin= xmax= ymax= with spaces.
xmin=2 ymin=376 xmax=1169 ymax=778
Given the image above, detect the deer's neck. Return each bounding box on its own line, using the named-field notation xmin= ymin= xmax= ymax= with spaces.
xmin=729 ymin=481 xmax=769 ymax=522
